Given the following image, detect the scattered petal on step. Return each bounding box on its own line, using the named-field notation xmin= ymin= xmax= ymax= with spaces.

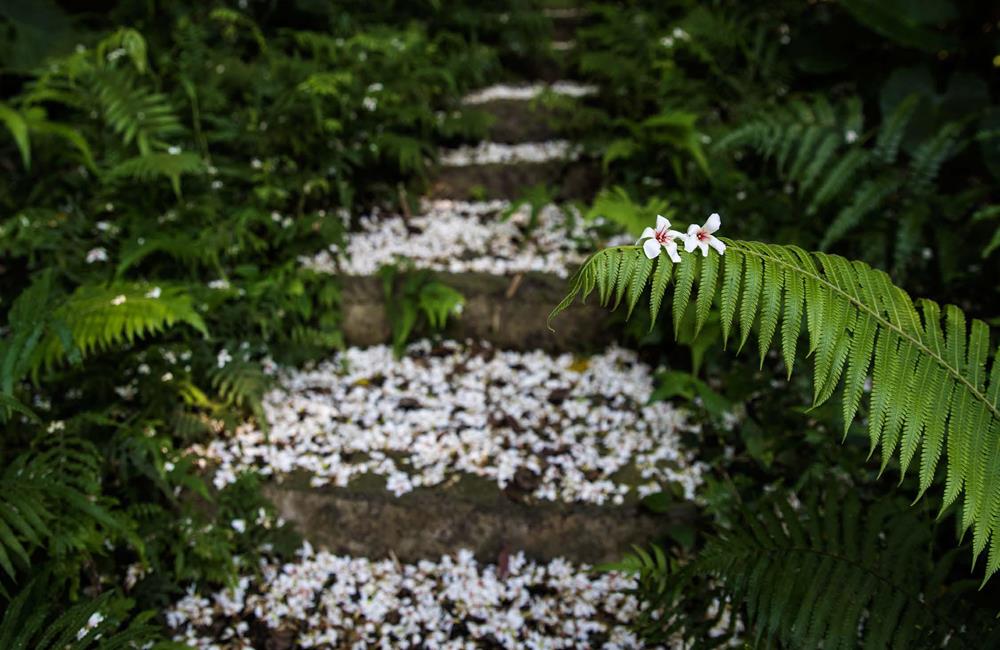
xmin=167 ymin=547 xmax=657 ymax=648
xmin=190 ymin=340 xmax=706 ymax=505
xmin=463 ymin=81 xmax=598 ymax=104
xmin=302 ymin=200 xmax=597 ymax=278
xmin=438 ymin=141 xmax=581 ymax=166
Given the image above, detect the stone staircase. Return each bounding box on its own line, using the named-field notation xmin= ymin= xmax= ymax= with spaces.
xmin=169 ymin=6 xmax=702 ymax=648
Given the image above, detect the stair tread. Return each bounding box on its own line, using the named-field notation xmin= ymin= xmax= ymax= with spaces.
xmin=192 ymin=341 xmax=704 ymax=562
xmin=166 ymin=543 xmax=653 ymax=648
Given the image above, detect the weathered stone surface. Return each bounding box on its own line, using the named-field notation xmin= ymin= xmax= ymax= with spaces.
xmin=550 ymin=13 xmax=586 ymax=42
xmin=429 ymin=160 xmax=600 ymax=201
xmin=480 ymin=99 xmax=565 ymax=143
xmin=264 ymin=473 xmax=692 ymax=564
xmin=340 ymin=271 xmax=615 ymax=351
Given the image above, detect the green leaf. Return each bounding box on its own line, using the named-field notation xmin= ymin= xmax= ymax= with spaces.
xmin=0 ymin=103 xmax=30 ymax=168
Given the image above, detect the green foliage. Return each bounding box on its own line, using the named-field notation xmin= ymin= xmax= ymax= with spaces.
xmin=0 ymin=437 xmax=136 ymax=592
xmin=616 ymin=491 xmax=999 ymax=647
xmin=714 ymin=94 xmax=970 ymax=276
xmin=0 ymin=576 xmax=164 ymax=649
xmin=0 ymin=0 xmax=534 ymax=634
xmin=552 ymin=240 xmax=1000 ymax=581
xmin=586 ymin=186 xmax=671 ymax=237
xmin=379 ymin=265 xmax=465 ymax=356
xmin=1 ymin=273 xmax=207 ymax=399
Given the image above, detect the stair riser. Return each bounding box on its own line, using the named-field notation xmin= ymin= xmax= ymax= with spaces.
xmin=430 ymin=160 xmax=600 ymax=201
xmin=340 ymin=272 xmax=614 ymax=351
xmin=265 ymin=481 xmax=691 ymax=564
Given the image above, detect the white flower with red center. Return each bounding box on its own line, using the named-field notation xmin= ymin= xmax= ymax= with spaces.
xmin=684 ymin=213 xmax=726 ymax=256
xmin=638 ymin=215 xmax=684 ymax=262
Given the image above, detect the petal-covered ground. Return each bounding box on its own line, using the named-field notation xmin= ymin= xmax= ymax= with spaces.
xmin=167 ymin=546 xmax=649 ymax=649
xmin=462 ymin=81 xmax=597 ymax=104
xmin=192 ymin=340 xmax=705 ymax=504
xmin=438 ymin=141 xmax=581 ymax=166
xmin=302 ymin=200 xmax=601 ymax=277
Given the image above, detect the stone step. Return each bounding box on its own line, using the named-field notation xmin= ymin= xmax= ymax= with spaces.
xmin=264 ymin=472 xmax=694 ymax=564
xmin=192 ymin=341 xmax=706 ymax=564
xmin=166 ymin=543 xmax=659 ymax=648
xmin=339 ymin=271 xmax=612 ymax=351
xmin=463 ymin=82 xmax=597 ymax=143
xmin=430 ymin=159 xmax=599 ymax=201
xmin=299 ymin=199 xmax=626 ymax=350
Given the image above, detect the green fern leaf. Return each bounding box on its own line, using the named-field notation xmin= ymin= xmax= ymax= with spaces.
xmin=0 ymin=102 xmax=31 ymax=168
xmin=626 ymin=255 xmax=654 ymax=319
xmin=553 ymin=237 xmax=1000 ymax=581
xmin=648 ymin=255 xmax=674 ymax=331
xmin=672 ymin=254 xmax=697 ymax=333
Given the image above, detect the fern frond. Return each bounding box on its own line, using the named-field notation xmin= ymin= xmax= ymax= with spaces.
xmin=211 ymin=360 xmax=268 ymax=411
xmin=94 ymin=69 xmax=183 ymax=154
xmin=0 ymin=437 xmax=136 ymax=583
xmin=0 ymin=102 xmax=31 ymax=168
xmin=0 ymin=577 xmax=160 ymax=648
xmin=30 ymin=283 xmax=208 ymax=374
xmin=875 ymin=94 xmax=920 ymax=163
xmin=820 ymin=176 xmax=901 ymax=250
xmin=621 ymin=492 xmax=999 ymax=647
xmin=107 ymin=151 xmax=203 ymax=195
xmin=551 ymin=240 xmax=1000 ymax=581
xmin=96 ymin=28 xmax=149 ymax=74
xmin=716 ymin=96 xmax=871 ymax=217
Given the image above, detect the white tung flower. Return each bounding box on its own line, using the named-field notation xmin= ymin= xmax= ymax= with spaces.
xmin=76 ymin=612 xmax=105 ymax=640
xmin=638 ymin=215 xmax=684 ymax=262
xmin=684 ymin=213 xmax=726 ymax=256
xmin=86 ymin=247 xmax=108 ymax=264
xmin=217 ymin=349 xmax=233 ymax=369
xmin=145 ymin=286 xmax=161 ymax=299
xmin=111 ymin=294 xmax=127 ymax=306
xmin=231 ymin=519 xmax=246 ymax=534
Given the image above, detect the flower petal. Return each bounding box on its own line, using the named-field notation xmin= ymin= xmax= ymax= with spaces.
xmin=704 ymin=212 xmax=721 ymax=233
xmin=665 ymin=240 xmax=682 ymax=263
xmin=667 ymin=229 xmax=685 ymax=242
xmin=698 ymin=240 xmax=709 ymax=256
xmin=708 ymin=236 xmax=726 ymax=255
xmin=643 ymin=237 xmax=662 ymax=259
xmin=686 ymin=223 xmax=700 ymax=237
xmin=656 ymin=214 xmax=670 ymax=230
xmin=683 ymin=234 xmax=698 ymax=253
xmin=637 ymin=227 xmax=656 ymax=244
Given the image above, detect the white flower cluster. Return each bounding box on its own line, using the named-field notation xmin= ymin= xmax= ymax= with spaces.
xmin=167 ymin=545 xmax=651 ymax=649
xmin=302 ymin=200 xmax=596 ymax=278
xmin=438 ymin=141 xmax=581 ymax=166
xmin=637 ymin=214 xmax=726 ymax=261
xmin=192 ymin=340 xmax=705 ymax=504
xmin=462 ymin=81 xmax=598 ymax=104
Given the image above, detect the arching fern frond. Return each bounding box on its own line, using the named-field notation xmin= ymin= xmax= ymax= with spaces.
xmin=715 ymin=96 xmax=866 ymax=215
xmin=107 ymin=151 xmax=203 ymax=196
xmin=8 ymin=282 xmax=208 ymax=378
xmin=550 ymin=241 xmax=1000 ymax=582
xmin=620 ymin=492 xmax=999 ymax=648
xmin=0 ymin=437 xmax=137 ymax=588
xmin=94 ymin=69 xmax=183 ymax=154
xmin=0 ymin=576 xmax=160 ymax=648
xmin=37 ymin=284 xmax=207 ymax=370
